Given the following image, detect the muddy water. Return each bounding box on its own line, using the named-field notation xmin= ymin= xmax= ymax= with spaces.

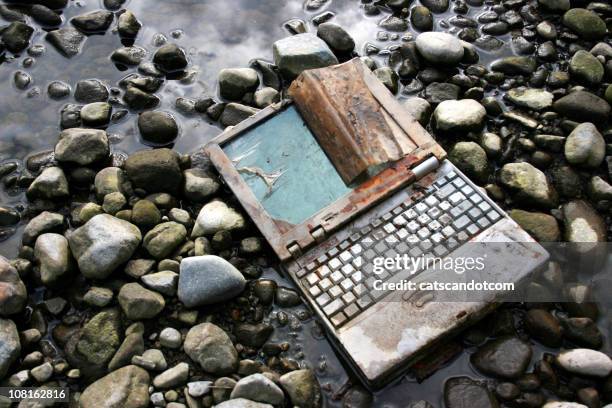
xmin=0 ymin=0 xmax=609 ymax=406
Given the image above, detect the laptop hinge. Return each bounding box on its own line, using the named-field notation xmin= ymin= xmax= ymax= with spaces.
xmin=287 ymin=242 xmax=303 ymax=259
xmin=310 ymin=226 xmax=326 ymax=243
xmin=411 ymin=156 xmax=440 ymax=180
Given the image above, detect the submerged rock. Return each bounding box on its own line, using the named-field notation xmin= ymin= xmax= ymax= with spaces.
xmin=317 ymin=22 xmax=355 ymax=54
xmin=117 ymin=10 xmax=141 ymax=38
xmin=71 ymin=10 xmax=114 ymax=33
xmin=137 ymin=111 xmax=178 ymax=145
xmin=2 ymin=21 xmax=33 ymax=53
xmin=27 ymin=167 xmax=70 ymax=200
xmin=153 ymin=43 xmax=187 ymax=73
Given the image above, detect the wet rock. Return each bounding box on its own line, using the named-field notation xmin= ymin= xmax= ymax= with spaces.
xmin=415 ymin=32 xmax=464 ymax=66
xmin=273 ymin=33 xmax=338 ymax=79
xmin=184 ymin=322 xmax=238 ymax=375
xmin=80 ymin=365 xmax=149 ymax=408
xmin=561 ymin=317 xmax=603 ymax=349
xmin=76 ymin=308 xmax=121 ymax=367
xmin=118 ymin=282 xmax=165 ymax=320
xmin=444 ymin=377 xmax=497 ymax=408
xmin=153 ymin=43 xmax=187 ymax=73
xmin=81 ymin=102 xmax=111 ymax=127
xmin=525 ymin=309 xmax=562 ymax=347
xmin=499 ymin=162 xmax=558 ymax=208
xmin=55 ymin=128 xmax=109 ymax=165
xmin=153 ymin=362 xmax=189 ymax=389
xmin=137 ymin=111 xmax=178 ymax=145
xmin=448 ymin=142 xmax=489 ymax=184
xmin=234 ymin=323 xmax=273 ymax=348
xmin=562 ymin=200 xmax=606 ymax=243
xmin=0 ymin=5 xmax=24 ymax=22
xmin=123 ymin=86 xmax=159 ymax=110
xmin=68 ymin=214 xmax=141 ymax=279
xmin=0 ymin=318 xmax=20 ymax=378
xmin=34 ymin=233 xmax=72 ymax=286
xmin=553 ymin=91 xmax=611 ymax=124
xmin=317 ymin=22 xmax=355 ymax=54
xmin=562 ymin=8 xmax=607 ymax=40
xmin=506 ymin=88 xmax=554 ymax=111
xmin=183 ymin=168 xmax=220 ymax=202
xmin=27 ymin=167 xmax=69 ymax=200
xmin=0 ymin=257 xmax=26 ymax=316
xmin=588 ymin=176 xmax=612 ymax=202
xmin=220 ymin=102 xmax=260 ymax=127
xmin=95 ymin=167 xmax=127 ymax=199
xmin=379 ymin=15 xmax=408 ymax=31
xmin=178 ymin=255 xmax=246 ymax=307
xmin=75 ymin=79 xmax=109 ymax=103
xmin=570 ymin=51 xmax=604 ymax=85
xmin=111 ymin=46 xmax=146 ymax=66
xmin=471 ymin=337 xmax=532 ymax=379
xmin=71 ymin=10 xmax=113 ymax=33
xmin=46 ymin=27 xmax=85 ymax=57
xmin=280 ymin=369 xmax=322 ymax=408
xmin=480 ymin=132 xmax=502 ymax=158
xmin=254 ymin=87 xmax=280 ymax=108
xmin=143 ymin=222 xmax=186 ymax=259
xmin=374 ymin=67 xmax=398 ymax=94
xmin=60 ymin=103 xmax=81 ymax=128
xmin=0 ymin=207 xmax=19 ymax=227
xmin=491 ymin=56 xmax=537 ymax=76
xmin=130 ymin=200 xmax=161 ymax=230
xmin=30 ymin=5 xmax=62 ymax=26
xmin=117 ymin=10 xmax=141 ymax=38
xmin=538 ymin=0 xmax=569 ymax=13
xmin=230 ymin=373 xmax=284 ymax=405
xmin=192 ymin=200 xmax=245 ymax=237
xmin=2 ymin=22 xmax=33 ymax=53
xmin=218 ymin=68 xmax=260 ymax=101
xmin=215 ymin=400 xmax=272 ymax=408
xmin=564 ymin=123 xmax=605 ymax=169
xmin=124 ymin=149 xmax=183 ymax=194
xmin=14 ymin=70 xmax=31 ymax=89
xmin=411 ymin=6 xmax=433 ymax=31
xmin=47 ymin=81 xmax=70 ymax=99
xmin=509 ymin=210 xmax=560 ymax=242
xmin=556 ymin=349 xmax=612 ymax=377
xmin=402 ymin=97 xmax=431 ymax=126
xmin=433 ymin=99 xmax=486 ymax=133
xmin=421 ymin=0 xmax=449 ymax=13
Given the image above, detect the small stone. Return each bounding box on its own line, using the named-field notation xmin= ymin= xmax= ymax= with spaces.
xmin=509 ymin=210 xmax=560 ymax=242
xmin=525 ymin=309 xmax=562 ymax=347
xmin=30 ymin=362 xmax=53 ymax=382
xmin=562 ymin=200 xmax=606 ymax=243
xmin=564 ymin=123 xmax=605 ymax=168
xmin=317 ymin=23 xmax=355 ymax=54
xmin=83 ymin=287 xmax=114 ymax=307
xmin=183 ymin=169 xmax=220 ymax=201
xmin=570 ymin=50 xmax=604 ymax=85
xmin=159 ymin=327 xmax=182 ymax=349
xmin=68 ymin=214 xmax=141 ymax=279
xmin=0 ymin=257 xmax=26 ymax=316
xmin=491 ymin=56 xmax=537 ymax=76
xmin=131 ymin=200 xmax=162 ymax=230
xmin=379 ymin=15 xmax=408 ymax=31
xmin=230 ymin=374 xmax=284 ymax=405
xmin=411 ymin=6 xmax=433 ymax=31
xmin=123 ymin=86 xmax=160 ymax=110
xmin=563 ymin=8 xmax=607 ymax=40
xmin=499 ymin=162 xmax=558 ymax=208
xmin=108 ymin=332 xmax=144 ymax=371
xmin=118 ymin=10 xmax=141 ymax=38
xmin=178 ymin=255 xmax=246 ymax=307
xmin=71 ymin=10 xmax=113 ymax=33
xmin=75 ymin=79 xmax=109 ymax=103
xmin=80 ymin=365 xmax=150 ymax=408
xmin=402 ymin=97 xmax=431 ymax=126
xmin=118 ymin=282 xmax=165 ymax=320
xmin=506 ymin=88 xmax=554 ymax=111
xmin=14 ymin=71 xmax=31 ymax=89
xmin=46 ymin=27 xmax=85 ymax=57
xmin=538 ymin=0 xmax=570 ymax=12
xmin=34 ymin=233 xmax=72 ymax=286
xmin=218 ymin=68 xmax=260 ymax=101
xmin=433 ymin=99 xmax=486 ymax=133
xmin=55 ymin=128 xmax=109 ymax=165
xmin=471 ymin=337 xmax=532 ymax=379
xmin=553 ymin=91 xmax=611 ymax=124
xmin=215 ymin=400 xmax=273 ymax=408
xmin=184 ymin=323 xmax=238 ymax=375
xmin=280 ymin=369 xmax=322 ymax=408
xmin=556 ymin=349 xmax=612 ymax=377
xmin=111 ymin=46 xmax=147 ymax=66
xmin=80 ymin=102 xmax=112 ymax=127
xmin=254 ymin=87 xmax=280 ymax=108
xmin=444 ymin=377 xmax=497 ymax=408
xmin=153 ymin=43 xmax=187 ymax=73
xmin=143 ymin=222 xmax=187 ymax=259
xmin=480 ymin=133 xmax=502 ymax=158
xmin=153 ymin=362 xmax=189 ymax=389
xmin=2 ymin=22 xmax=33 ymax=53
xmin=138 ymin=111 xmax=178 ymax=145
xmin=561 ymin=317 xmax=603 ymax=349
xmin=124 ymin=149 xmax=183 ymax=194
xmin=416 ymin=32 xmax=464 ymax=65
xmin=94 ymin=167 xmax=127 ymax=199
xmin=234 ymin=323 xmax=273 ymax=348
xmin=142 ymin=271 xmax=178 ymax=296
xmin=47 ymin=81 xmax=70 ymax=99
xmin=191 ymin=200 xmax=245 ymax=237
xmin=187 ymin=381 xmax=212 ymax=398
xmin=273 ymin=33 xmax=338 ymax=79
xmin=220 ymin=103 xmax=260 ymax=127
xmin=448 ymin=142 xmax=489 ymax=184
xmin=374 ymin=67 xmax=399 ymax=94
xmin=102 ymin=192 xmax=126 ymax=215
xmin=27 ymin=167 xmax=69 ymax=200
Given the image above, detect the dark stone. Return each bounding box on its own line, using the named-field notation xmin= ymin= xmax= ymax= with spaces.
xmin=124 ymin=149 xmax=183 ymax=194
xmin=524 ymin=309 xmax=562 ymax=347
xmin=74 ymin=79 xmax=109 ymax=103
xmin=71 ymin=10 xmax=113 ymax=33
xmin=444 ymin=377 xmax=498 ymax=408
xmin=471 ymin=337 xmax=532 ymax=379
xmin=317 ymin=22 xmax=355 ymax=54
xmin=2 ymin=21 xmax=33 ymax=53
xmin=275 ymin=287 xmax=301 ymax=307
xmin=138 ymin=111 xmax=178 ymax=145
xmin=424 ymin=82 xmax=461 ymax=104
xmin=234 ymin=323 xmax=273 ymax=348
xmin=60 ymin=104 xmax=82 ymax=129
xmin=123 ymin=87 xmax=160 ymax=110
xmin=495 ymin=382 xmax=520 ymax=400
xmin=421 ymin=0 xmax=449 ymax=13
xmin=560 ymin=317 xmax=603 ymax=349
xmin=153 ymin=43 xmax=187 ymax=73
xmin=553 ymin=91 xmax=611 ymax=124
xmin=411 ymin=6 xmax=434 ymax=31
xmin=491 ymin=56 xmax=537 ymax=76
xmin=30 ymin=5 xmax=62 ymax=26
xmin=45 ymin=27 xmax=85 ymax=57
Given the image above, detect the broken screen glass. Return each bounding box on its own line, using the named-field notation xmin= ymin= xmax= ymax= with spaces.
xmin=223 ymin=105 xmax=352 ymax=226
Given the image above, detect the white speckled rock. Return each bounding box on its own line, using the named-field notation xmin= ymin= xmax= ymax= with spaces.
xmin=542 ymin=402 xmax=588 ymax=408
xmin=556 ymin=348 xmax=612 ymax=377
xmin=191 ymin=200 xmax=245 ymax=237
xmin=415 ymin=32 xmax=464 ymax=65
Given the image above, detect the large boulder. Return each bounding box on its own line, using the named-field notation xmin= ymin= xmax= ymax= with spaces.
xmin=75 ymin=308 xmax=122 ymax=369
xmin=184 ymin=322 xmax=239 ymax=375
xmin=178 ymin=255 xmax=246 ymax=307
xmin=67 ymin=214 xmax=141 ymax=280
xmin=124 ymin=149 xmax=183 ymax=194
xmin=564 ymin=123 xmax=605 ymax=168
xmin=499 ymin=162 xmax=558 ymax=208
xmin=569 ymin=50 xmax=604 ymax=85
xmin=79 ymin=365 xmax=150 ymax=408
xmin=0 ymin=318 xmax=20 ymax=378
xmin=273 ymin=33 xmax=338 ymax=79
xmin=0 ymin=257 xmax=26 ymax=316
xmin=562 ymin=8 xmax=607 ymax=40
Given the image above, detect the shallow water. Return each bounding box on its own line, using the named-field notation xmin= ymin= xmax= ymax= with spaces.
xmin=0 ymin=0 xmax=609 ymax=406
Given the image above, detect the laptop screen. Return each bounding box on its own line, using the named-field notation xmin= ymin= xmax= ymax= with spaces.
xmin=222 ymin=106 xmax=352 ymax=226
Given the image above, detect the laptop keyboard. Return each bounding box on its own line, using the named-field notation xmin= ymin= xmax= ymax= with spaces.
xmin=296 ymin=170 xmax=501 ymax=328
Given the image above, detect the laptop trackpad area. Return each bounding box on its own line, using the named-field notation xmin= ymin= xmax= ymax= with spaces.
xmin=336 ymin=218 xmax=548 ymax=385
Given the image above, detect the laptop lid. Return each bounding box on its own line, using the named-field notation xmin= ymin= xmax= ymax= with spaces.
xmin=205 ymin=60 xmax=445 ymax=261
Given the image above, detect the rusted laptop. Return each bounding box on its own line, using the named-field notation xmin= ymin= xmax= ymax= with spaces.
xmin=205 ymin=59 xmax=548 ymax=388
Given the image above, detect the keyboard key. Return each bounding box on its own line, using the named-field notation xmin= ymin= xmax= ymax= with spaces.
xmin=331 ymin=271 xmax=343 ymax=283
xmin=316 ymin=293 xmax=331 ymax=306
xmin=319 ymin=278 xmax=332 ymax=291
xmin=306 ymin=273 xmax=319 ymax=286
xmin=306 ymin=262 xmax=317 ymax=271
xmin=318 ymin=265 xmax=331 ymax=278
xmin=330 ymin=312 xmax=347 ymax=326
xmin=339 ymin=251 xmax=352 ymax=263
xmin=453 ymin=215 xmax=470 ymax=230
xmin=357 ymin=295 xmax=373 ymax=309
xmin=415 ymin=202 xmax=428 ymax=214
xmin=341 ymin=264 xmax=355 ymax=276
xmin=393 ymin=215 xmax=407 ymax=226
xmin=329 ymin=286 xmax=343 ymax=299
xmin=324 ymin=298 xmax=345 ymax=316
xmin=350 ymin=244 xmax=363 ymax=255
xmin=309 ymin=286 xmax=321 ymax=297
xmin=383 ymin=223 xmax=396 ymax=234
xmin=329 ymin=258 xmax=342 ymax=270
xmin=342 ymin=291 xmax=356 ymax=303
xmin=403 ymin=209 xmax=418 ymax=219
xmin=449 ymin=192 xmax=466 ymax=205
xmin=344 ymin=303 xmax=360 ymax=318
